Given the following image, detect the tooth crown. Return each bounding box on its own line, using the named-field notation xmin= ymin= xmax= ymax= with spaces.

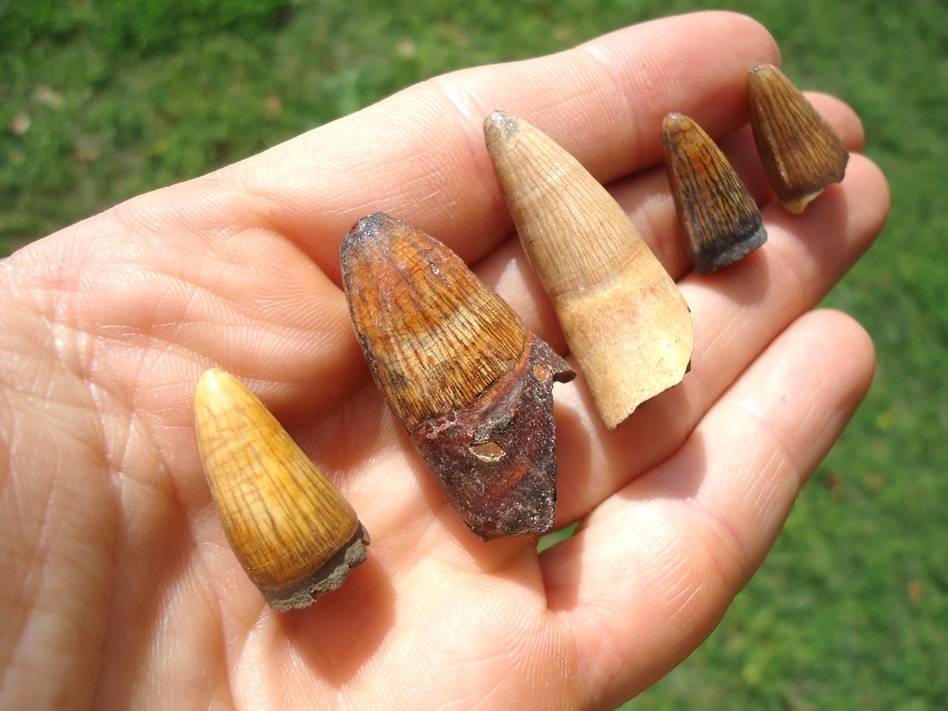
xmin=484 ymin=111 xmax=693 ymax=429
xmin=662 ymin=112 xmax=766 ymax=274
xmin=748 ymin=63 xmax=849 ymax=213
xmin=341 ymin=212 xmax=528 ymax=432
xmin=195 ymin=368 xmax=367 ymax=609
xmin=482 ymin=111 xmax=637 ymax=297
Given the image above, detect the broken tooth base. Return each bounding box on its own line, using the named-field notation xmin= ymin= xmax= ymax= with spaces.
xmin=411 ymin=336 xmax=573 ymax=540
xmin=694 ymin=224 xmax=768 ymax=274
xmin=261 ymin=524 xmax=370 ymax=611
xmin=554 ymin=263 xmax=693 ymax=429
xmin=780 ymin=190 xmax=824 ymax=215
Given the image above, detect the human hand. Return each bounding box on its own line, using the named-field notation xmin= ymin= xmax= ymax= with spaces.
xmin=0 ymin=11 xmax=888 ymax=710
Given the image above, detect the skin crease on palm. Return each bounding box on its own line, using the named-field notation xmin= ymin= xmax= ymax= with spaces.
xmin=0 ymin=11 xmax=889 ymax=711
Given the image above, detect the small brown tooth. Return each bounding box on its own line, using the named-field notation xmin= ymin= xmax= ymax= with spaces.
xmin=194 ymin=368 xmax=369 ymax=611
xmin=662 ymin=112 xmax=767 ymax=274
xmin=340 ymin=212 xmax=574 ymax=540
xmin=483 ymin=111 xmax=693 ymax=429
xmin=748 ymin=63 xmax=849 ymax=214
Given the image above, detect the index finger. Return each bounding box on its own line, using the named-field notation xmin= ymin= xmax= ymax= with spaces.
xmin=222 ymin=11 xmax=780 ymax=281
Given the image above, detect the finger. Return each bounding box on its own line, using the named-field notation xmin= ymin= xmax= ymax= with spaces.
xmin=10 ymin=11 xmax=779 ymax=429
xmin=223 ymin=11 xmax=780 ymax=280
xmin=541 ymin=309 xmax=876 ymax=706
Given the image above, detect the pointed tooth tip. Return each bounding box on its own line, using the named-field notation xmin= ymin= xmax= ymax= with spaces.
xmin=748 ymin=62 xmax=780 ymax=78
xmin=662 ymin=112 xmax=700 ymax=141
xmin=342 ymin=211 xmax=390 ymax=251
xmin=197 ymin=366 xmax=227 ymax=391
xmin=194 ymin=368 xmax=264 ymax=422
xmin=353 ymin=210 xmax=391 ymax=231
xmin=484 ymin=109 xmax=515 ymax=126
xmin=340 ymin=213 xmax=413 ymax=282
xmin=747 ymin=63 xmax=786 ymax=90
xmin=195 ymin=367 xmax=239 ymax=414
xmin=483 ymin=110 xmax=522 ymax=143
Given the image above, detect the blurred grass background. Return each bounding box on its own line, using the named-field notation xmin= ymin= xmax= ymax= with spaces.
xmin=2 ymin=0 xmax=945 ymax=708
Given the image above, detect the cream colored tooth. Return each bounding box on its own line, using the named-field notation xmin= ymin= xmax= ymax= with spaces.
xmin=484 ymin=111 xmax=693 ymax=429
xmin=194 ymin=368 xmax=368 ymax=611
xmin=748 ymin=63 xmax=849 ymax=214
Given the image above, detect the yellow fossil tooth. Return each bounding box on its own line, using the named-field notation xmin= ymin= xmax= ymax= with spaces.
xmin=194 ymin=368 xmax=369 ymax=611
xmin=662 ymin=112 xmax=767 ymax=273
xmin=747 ymin=63 xmax=849 ymax=214
xmin=483 ymin=110 xmax=693 ymax=429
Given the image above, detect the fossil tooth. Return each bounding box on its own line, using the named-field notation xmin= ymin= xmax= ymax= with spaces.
xmin=194 ymin=368 xmax=369 ymax=611
xmin=662 ymin=112 xmax=767 ymax=274
xmin=748 ymin=63 xmax=849 ymax=214
xmin=483 ymin=110 xmax=693 ymax=429
xmin=340 ymin=212 xmax=574 ymax=540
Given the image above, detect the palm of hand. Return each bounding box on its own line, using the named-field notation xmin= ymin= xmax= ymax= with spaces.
xmin=1 ymin=13 xmax=886 ymax=710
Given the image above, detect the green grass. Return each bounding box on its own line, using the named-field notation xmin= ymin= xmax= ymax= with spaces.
xmin=2 ymin=1 xmax=946 ymax=708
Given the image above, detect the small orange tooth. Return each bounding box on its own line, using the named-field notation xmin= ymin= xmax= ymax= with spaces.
xmin=483 ymin=111 xmax=693 ymax=429
xmin=662 ymin=112 xmax=767 ymax=274
xmin=194 ymin=368 xmax=369 ymax=611
xmin=340 ymin=212 xmax=574 ymax=540
xmin=748 ymin=63 xmax=849 ymax=214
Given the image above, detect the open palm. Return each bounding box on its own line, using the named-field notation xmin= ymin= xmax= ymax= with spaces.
xmin=0 ymin=12 xmax=888 ymax=710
